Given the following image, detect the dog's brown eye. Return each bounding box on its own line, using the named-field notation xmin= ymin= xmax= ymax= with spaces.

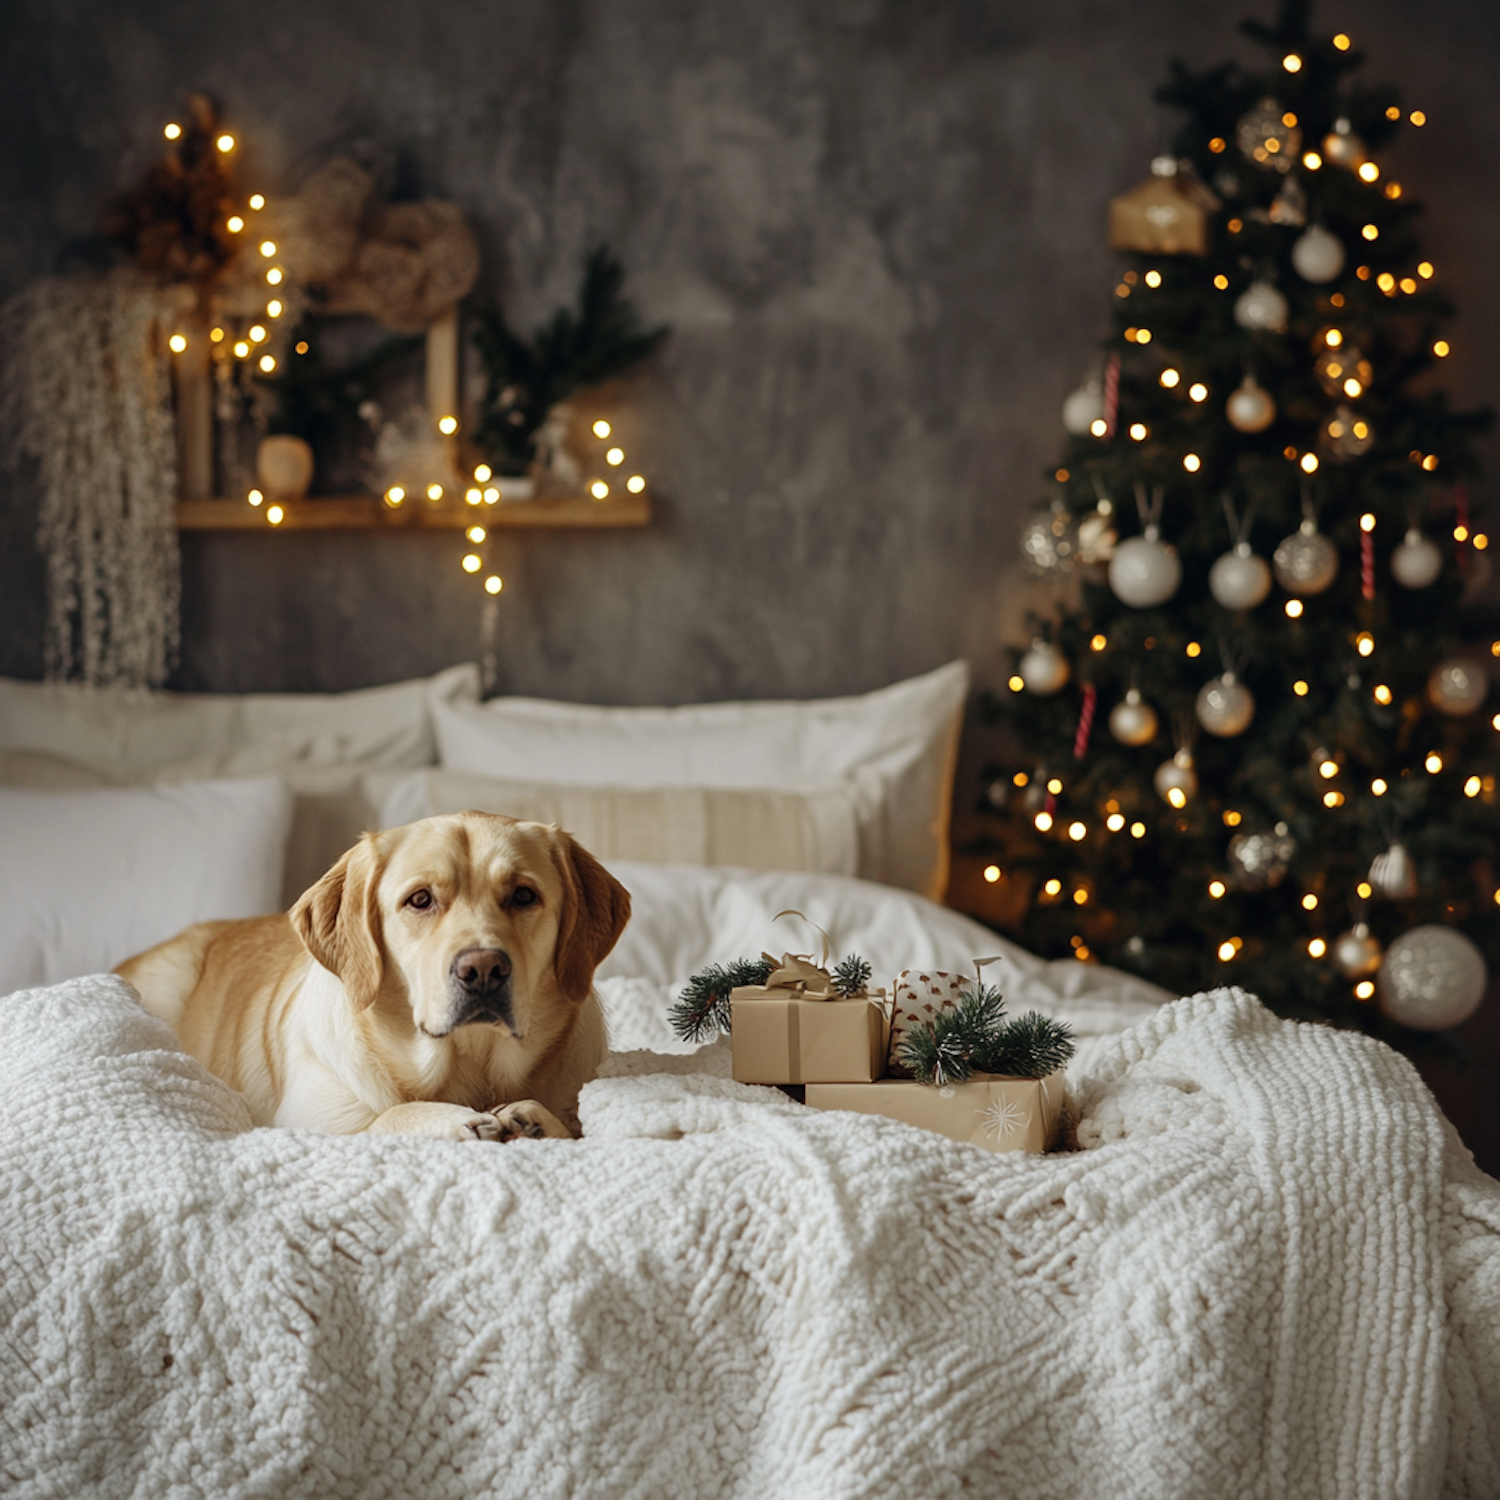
xmin=511 ymin=885 xmax=538 ymax=908
xmin=406 ymin=889 xmax=434 ymax=910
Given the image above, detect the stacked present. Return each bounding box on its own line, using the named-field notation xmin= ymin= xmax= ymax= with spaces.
xmin=667 ymin=916 xmax=1074 ymax=1155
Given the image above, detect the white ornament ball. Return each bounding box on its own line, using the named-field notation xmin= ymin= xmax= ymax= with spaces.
xmin=1273 ymin=521 xmax=1339 ymax=596
xmin=1018 ymin=641 xmax=1071 ymax=696
xmin=1109 ymin=687 xmax=1159 ymax=746
xmin=1062 ymin=378 xmax=1106 ymax=436
xmin=1428 ymin=658 xmax=1488 ymax=716
xmin=1226 ymin=376 xmax=1276 ymax=434
xmin=1291 ymin=225 xmax=1346 ymax=284
xmin=1234 ymin=279 xmax=1289 ymax=334
xmin=1391 ymin=529 xmax=1443 ymax=589
xmin=1196 ymin=672 xmax=1256 ymax=737
xmin=256 ymin=433 xmax=315 ymax=501
xmin=1109 ymin=531 xmax=1182 ymax=608
xmin=1153 ymin=749 xmax=1198 ymax=805
xmin=1376 ymin=925 xmax=1488 ymax=1031
xmin=1332 ymin=922 xmax=1383 ymax=979
xmin=1210 ymin=543 xmax=1272 ymax=610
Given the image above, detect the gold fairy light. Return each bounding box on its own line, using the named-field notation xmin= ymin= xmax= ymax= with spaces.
xmin=164 ymin=122 xmax=182 ymax=140
xmin=627 ymin=475 xmax=647 ymax=493
xmin=216 ymin=133 xmax=235 ymax=153
xmin=485 ymin=576 xmax=503 ymax=595
xmin=592 ymin=420 xmax=611 ymax=438
xmin=983 ymin=865 xmax=1002 ymax=883
xmin=462 ymin=554 xmax=481 ymax=573
xmin=1309 ymin=938 xmax=1327 ymax=957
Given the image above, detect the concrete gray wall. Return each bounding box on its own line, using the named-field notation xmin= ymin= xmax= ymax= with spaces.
xmin=3 ymin=0 xmax=1497 ymax=703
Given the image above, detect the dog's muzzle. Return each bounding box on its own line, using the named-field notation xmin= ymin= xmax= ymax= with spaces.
xmin=447 ymin=947 xmax=517 ymax=1031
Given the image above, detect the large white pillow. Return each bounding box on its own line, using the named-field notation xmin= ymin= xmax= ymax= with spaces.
xmin=371 ymin=768 xmax=862 ymax=876
xmin=0 ymin=778 xmax=293 ymax=996
xmin=0 ymin=664 xmax=480 ymax=905
xmin=429 ymin=662 xmax=969 ymax=900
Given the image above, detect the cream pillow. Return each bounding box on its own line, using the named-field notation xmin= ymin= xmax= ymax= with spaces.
xmin=0 ymin=777 xmax=293 ymax=996
xmin=371 ymin=768 xmax=862 ymax=876
xmin=428 ymin=662 xmax=969 ymax=899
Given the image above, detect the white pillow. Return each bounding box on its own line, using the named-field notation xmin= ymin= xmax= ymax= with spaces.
xmin=0 ymin=777 xmax=293 ymax=996
xmin=429 ymin=662 xmax=969 ymax=900
xmin=371 ymin=768 xmax=862 ymax=876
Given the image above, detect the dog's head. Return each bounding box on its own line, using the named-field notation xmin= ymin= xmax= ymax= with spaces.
xmin=290 ymin=811 xmax=630 ymax=1040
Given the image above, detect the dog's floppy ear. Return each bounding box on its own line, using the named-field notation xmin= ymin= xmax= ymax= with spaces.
xmin=290 ymin=834 xmax=385 ymax=1011
xmin=551 ymin=834 xmax=632 ymax=1004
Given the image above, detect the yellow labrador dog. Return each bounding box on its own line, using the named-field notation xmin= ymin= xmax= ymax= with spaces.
xmin=117 ymin=811 xmax=630 ymax=1142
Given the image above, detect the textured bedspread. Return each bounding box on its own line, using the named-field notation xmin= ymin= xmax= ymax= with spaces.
xmin=2 ymin=976 xmax=1498 ymax=1499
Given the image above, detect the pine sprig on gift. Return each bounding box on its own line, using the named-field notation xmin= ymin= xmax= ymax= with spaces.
xmin=831 ymin=954 xmax=872 ymax=998
xmin=974 ymin=1010 xmax=1076 ymax=1080
xmin=898 ymin=982 xmax=1076 ymax=1086
xmin=668 ymin=958 xmax=773 ymax=1043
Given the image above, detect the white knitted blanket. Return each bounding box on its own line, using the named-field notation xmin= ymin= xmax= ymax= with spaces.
xmin=2 ymin=976 xmax=1498 ymax=1500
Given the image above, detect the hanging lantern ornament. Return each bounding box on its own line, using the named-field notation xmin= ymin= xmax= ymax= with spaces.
xmin=1109 ymin=687 xmax=1159 ymax=746
xmin=1236 ymin=98 xmax=1302 ymax=172
xmin=1226 ymin=374 xmax=1276 ymax=434
xmin=1062 ymin=373 xmax=1106 ymax=436
xmin=1274 ymin=514 xmax=1340 ymax=596
xmin=1196 ymin=669 xmax=1256 ymax=737
xmin=1332 ymin=922 xmax=1383 ymax=980
xmin=1323 ymin=406 xmax=1375 ymax=461
xmin=1391 ymin=528 xmax=1443 ymax=589
xmin=1368 ymin=842 xmax=1419 ymax=900
xmin=1234 ymin=279 xmax=1289 ymax=334
xmin=1020 ymin=497 xmax=1077 ymax=575
xmin=1109 ymin=484 xmax=1181 ymax=608
xmin=1153 ymin=747 xmax=1198 ymax=805
xmin=1427 ymin=658 xmax=1488 ymax=716
xmin=1291 ymin=225 xmax=1346 ymax=284
xmin=1227 ymin=823 xmax=1296 ymax=890
xmin=1321 ymin=117 xmax=1368 ymax=170
xmin=1376 ymin=925 xmax=1487 ymax=1031
xmin=1018 ymin=639 xmax=1071 ymax=696
xmin=1107 ymin=156 xmax=1217 ymax=257
xmin=1313 ymin=340 xmax=1372 ymax=398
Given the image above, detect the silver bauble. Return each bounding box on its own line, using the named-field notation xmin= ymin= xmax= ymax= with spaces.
xmin=1062 ymin=377 xmax=1106 ymax=436
xmin=1236 ymin=98 xmax=1301 ymax=172
xmin=1109 ymin=529 xmax=1182 ymax=608
xmin=1427 ymin=658 xmax=1488 ymax=716
xmin=1321 ymin=117 xmax=1367 ymax=169
xmin=1369 ymin=843 xmax=1419 ymax=900
xmin=1209 ymin=543 xmax=1273 ymax=610
xmin=1273 ymin=519 xmax=1340 ymax=596
xmin=1376 ymin=925 xmax=1488 ymax=1031
xmin=1234 ymin=279 xmax=1289 ymax=333
xmin=1109 ymin=687 xmax=1159 ymax=746
xmin=1018 ymin=640 xmax=1071 ymax=696
xmin=1153 ymin=749 xmax=1197 ymax=805
xmin=1391 ymin=529 xmax=1443 ymax=589
xmin=1331 ymin=922 xmax=1383 ymax=979
xmin=1020 ymin=501 xmax=1076 ymax=575
xmin=1225 ymin=375 xmax=1276 ymax=434
xmin=1291 ymin=225 xmax=1346 ymax=284
xmin=1226 ymin=824 xmax=1295 ymax=890
xmin=1196 ymin=671 xmax=1256 ymax=737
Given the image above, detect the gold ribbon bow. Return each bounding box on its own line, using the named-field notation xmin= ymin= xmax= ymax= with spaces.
xmin=761 ymin=909 xmax=841 ymax=1000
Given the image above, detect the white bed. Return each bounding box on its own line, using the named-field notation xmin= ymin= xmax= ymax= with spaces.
xmin=2 ymin=665 xmax=1498 ymax=1498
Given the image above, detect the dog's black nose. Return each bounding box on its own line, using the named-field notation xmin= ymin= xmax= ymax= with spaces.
xmin=451 ymin=948 xmax=512 ymax=999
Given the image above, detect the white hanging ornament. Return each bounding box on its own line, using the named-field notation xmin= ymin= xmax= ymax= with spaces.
xmin=1210 ymin=544 xmax=1272 ymax=610
xmin=1234 ymin=279 xmax=1289 ymax=334
xmin=1062 ymin=375 xmax=1106 ymax=436
xmin=1368 ymin=843 xmax=1419 ymax=900
xmin=1390 ymin=528 xmax=1443 ymax=589
xmin=1225 ymin=375 xmax=1276 ymax=434
xmin=1018 ymin=640 xmax=1071 ymax=696
xmin=1376 ymin=925 xmax=1487 ymax=1031
xmin=1109 ymin=485 xmax=1180 ymax=608
xmin=1332 ymin=922 xmax=1383 ymax=979
xmin=1321 ymin=116 xmax=1367 ymax=170
xmin=1291 ymin=225 xmax=1346 ymax=284
xmin=1196 ymin=670 xmax=1256 ymax=737
xmin=1153 ymin=748 xmax=1197 ymax=805
xmin=1109 ymin=687 xmax=1159 ymax=746
xmin=1427 ymin=658 xmax=1488 ymax=716
xmin=1274 ymin=517 xmax=1339 ymax=596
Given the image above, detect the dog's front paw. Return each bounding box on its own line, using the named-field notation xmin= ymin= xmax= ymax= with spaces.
xmin=367 ymin=1101 xmax=505 ymax=1141
xmin=488 ymin=1099 xmax=573 ymax=1141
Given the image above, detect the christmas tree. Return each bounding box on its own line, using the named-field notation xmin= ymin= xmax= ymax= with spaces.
xmin=977 ymin=0 xmax=1496 ymax=1042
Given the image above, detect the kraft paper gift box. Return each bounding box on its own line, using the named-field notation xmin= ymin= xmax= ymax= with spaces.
xmin=804 ymin=1070 xmax=1066 ymax=1155
xmin=730 ymin=986 xmax=889 ymax=1085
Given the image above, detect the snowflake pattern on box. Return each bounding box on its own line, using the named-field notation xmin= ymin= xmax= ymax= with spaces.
xmin=888 ymin=971 xmax=968 ymax=1075
xmin=981 ymin=1097 xmax=1028 ymax=1141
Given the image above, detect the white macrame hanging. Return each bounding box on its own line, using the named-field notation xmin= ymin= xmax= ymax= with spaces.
xmin=1 ymin=269 xmax=181 ymax=689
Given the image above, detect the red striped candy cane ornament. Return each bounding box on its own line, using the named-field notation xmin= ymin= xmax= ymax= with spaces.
xmin=1073 ymin=683 xmax=1097 ymax=760
xmin=1102 ymin=354 xmax=1120 ymax=439
xmin=1361 ymin=528 xmax=1375 ymax=600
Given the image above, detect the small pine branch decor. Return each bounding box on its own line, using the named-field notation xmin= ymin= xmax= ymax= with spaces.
xmin=831 ymin=955 xmax=873 ymax=998
xmin=897 ymin=980 xmax=1075 ymax=1086
xmin=668 ymin=958 xmax=773 ymax=1043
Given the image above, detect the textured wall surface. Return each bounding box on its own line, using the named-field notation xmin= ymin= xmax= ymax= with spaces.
xmin=1 ymin=0 xmax=1497 ymax=702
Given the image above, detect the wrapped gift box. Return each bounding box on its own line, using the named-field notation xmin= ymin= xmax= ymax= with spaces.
xmin=730 ymin=987 xmax=888 ymax=1085
xmin=887 ymin=969 xmax=968 ymax=1075
xmin=804 ymin=1070 xmax=1065 ymax=1154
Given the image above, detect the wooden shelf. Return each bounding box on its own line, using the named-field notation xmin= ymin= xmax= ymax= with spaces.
xmin=176 ymin=492 xmax=650 ymax=531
